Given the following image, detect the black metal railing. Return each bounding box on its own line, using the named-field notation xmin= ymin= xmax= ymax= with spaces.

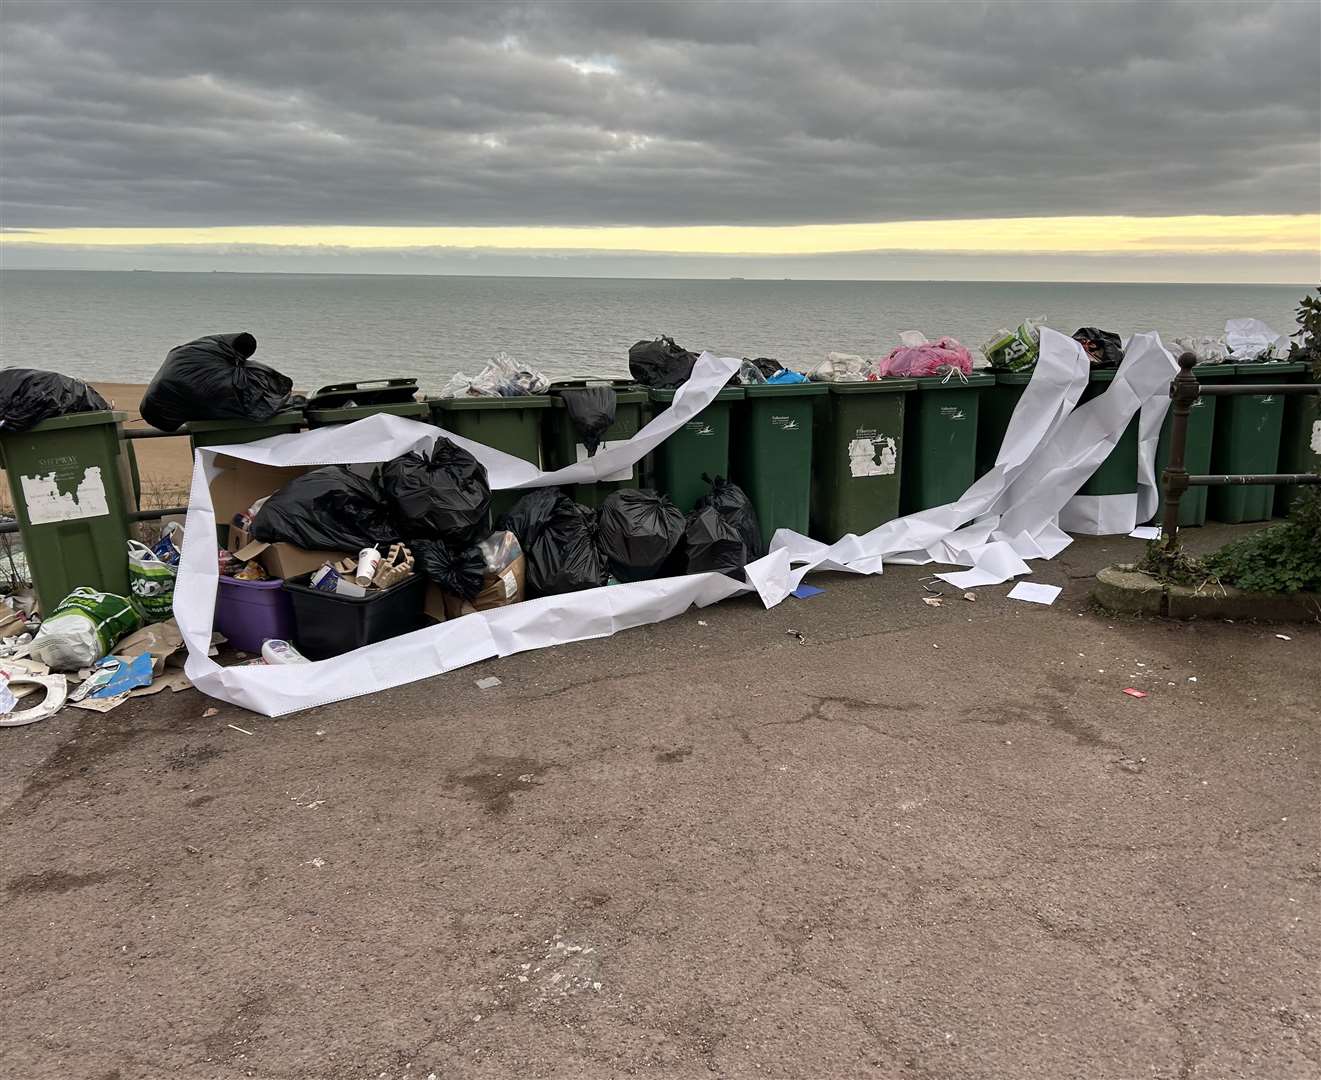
xmin=1160 ymin=352 xmax=1320 ymax=550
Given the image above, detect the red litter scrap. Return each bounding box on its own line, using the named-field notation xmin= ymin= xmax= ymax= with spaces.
xmin=1122 ymin=688 xmax=1148 ymax=699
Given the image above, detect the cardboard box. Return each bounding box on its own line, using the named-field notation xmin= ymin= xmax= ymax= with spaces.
xmin=209 ymin=458 xmax=351 ymax=581
xmin=423 ymin=583 xmax=448 ymax=623
xmin=442 ymin=552 xmax=526 ymax=619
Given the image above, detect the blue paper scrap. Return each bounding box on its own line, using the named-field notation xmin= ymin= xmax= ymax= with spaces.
xmin=791 ymin=584 xmax=825 ymax=600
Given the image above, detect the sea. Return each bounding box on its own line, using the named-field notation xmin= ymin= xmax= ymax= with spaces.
xmin=0 ymin=269 xmax=1306 ymax=390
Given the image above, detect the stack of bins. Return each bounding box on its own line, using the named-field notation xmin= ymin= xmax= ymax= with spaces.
xmin=1208 ymin=361 xmax=1306 ymax=523
xmin=647 ymin=387 xmax=744 ymax=511
xmin=542 ymin=380 xmax=649 ymax=510
xmin=430 ymin=395 xmax=552 ymax=522
xmin=809 ymin=381 xmax=912 ymax=542
xmin=900 ymin=372 xmax=995 ymax=514
xmin=0 ymin=411 xmax=134 ymax=613
xmin=1149 ymin=365 xmax=1235 ymax=527
xmin=729 ymin=383 xmax=827 ymax=547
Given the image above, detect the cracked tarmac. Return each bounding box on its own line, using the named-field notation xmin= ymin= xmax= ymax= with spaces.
xmin=1 ymin=527 xmax=1317 ymax=1079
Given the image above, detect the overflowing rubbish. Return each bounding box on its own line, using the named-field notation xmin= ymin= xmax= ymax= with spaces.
xmin=766 ymin=368 xmax=809 ymax=384
xmin=434 ymin=531 xmax=525 ymax=617
xmin=559 ymin=387 xmax=617 ymax=455
xmin=0 ymin=368 xmax=111 ymax=432
xmin=1225 ymin=318 xmax=1288 ymax=361
xmin=1169 ymin=335 xmax=1230 ymax=364
xmin=982 ymin=318 xmax=1045 ymax=370
xmin=437 ymin=353 xmax=550 ymax=398
xmin=875 ymin=333 xmax=974 ymax=378
xmin=805 ymin=352 xmax=871 ymax=382
xmin=1072 ymin=328 xmax=1124 ymax=368
xmin=629 ymin=335 xmax=700 ymax=388
xmin=140 ymin=332 xmax=297 ymax=432
xmin=415 ymin=538 xmax=486 ymax=600
xmin=380 ymin=440 xmax=491 ymax=545
xmin=684 ymin=475 xmax=765 ymax=577
xmin=30 ymin=588 xmax=142 ymax=671
xmin=253 ymin=465 xmax=400 ymax=552
xmin=127 ymin=538 xmax=178 ymax=622
xmin=499 ymin=488 xmax=605 ymax=596
xmin=261 ymin=639 xmax=309 ymax=665
xmin=0 ymin=673 xmax=67 ymax=727
xmin=597 ymin=489 xmax=685 ymax=582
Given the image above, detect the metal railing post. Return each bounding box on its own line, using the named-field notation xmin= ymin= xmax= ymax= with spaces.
xmin=1160 ymin=352 xmax=1200 ymax=551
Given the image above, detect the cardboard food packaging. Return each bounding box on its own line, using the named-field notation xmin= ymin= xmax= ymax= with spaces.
xmin=442 ymin=551 xmax=526 ymax=619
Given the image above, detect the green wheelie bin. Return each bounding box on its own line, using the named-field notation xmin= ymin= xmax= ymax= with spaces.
xmin=648 ymin=387 xmax=744 ymax=512
xmin=1077 ymin=369 xmax=1140 ymax=498
xmin=305 ymin=379 xmax=430 ymax=428
xmin=542 ymin=381 xmax=648 ymax=510
xmin=431 ymin=395 xmax=552 ymax=522
xmin=732 ymin=382 xmax=828 ymax=546
xmin=0 ymin=411 xmax=134 ymax=613
xmin=1208 ymin=361 xmax=1306 ymax=523
xmin=974 ymin=371 xmax=1033 ymax=478
xmin=900 ymin=372 xmax=995 ymax=514
xmin=810 ymin=381 xmax=913 ymax=541
xmin=185 ymin=410 xmax=305 ymax=455
xmin=1149 ymin=365 xmax=1234 ymax=527
xmin=1275 ymin=366 xmax=1320 ymax=517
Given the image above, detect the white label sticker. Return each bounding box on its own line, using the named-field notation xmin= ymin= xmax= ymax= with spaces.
xmin=1311 ymin=419 xmax=1321 ymax=454
xmin=499 ymin=568 xmax=519 ymax=599
xmin=847 ymin=436 xmax=897 ymax=478
xmin=684 ymin=420 xmax=716 ymax=437
xmin=939 ymin=406 xmax=967 ymax=422
xmin=20 ymin=466 xmax=110 ymax=525
xmin=769 ymin=415 xmax=801 ymax=432
xmin=575 ymin=443 xmax=633 ymax=482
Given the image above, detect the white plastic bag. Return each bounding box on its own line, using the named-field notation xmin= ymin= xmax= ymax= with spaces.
xmin=1170 ymin=335 xmax=1230 ymax=364
xmin=806 ymin=351 xmax=872 ymax=382
xmin=1225 ymin=318 xmax=1287 ymax=361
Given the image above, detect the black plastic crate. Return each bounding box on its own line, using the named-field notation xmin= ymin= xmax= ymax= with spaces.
xmin=283 ymin=571 xmax=428 ymax=660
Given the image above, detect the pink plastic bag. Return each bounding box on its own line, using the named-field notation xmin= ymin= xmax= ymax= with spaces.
xmin=874 ymin=336 xmax=973 ymax=378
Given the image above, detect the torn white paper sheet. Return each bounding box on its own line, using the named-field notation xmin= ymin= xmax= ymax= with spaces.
xmin=176 ymin=334 xmax=1178 ymax=717
xmin=1129 ymin=526 xmax=1161 ymax=540
xmin=1007 ymin=582 xmax=1062 ymax=605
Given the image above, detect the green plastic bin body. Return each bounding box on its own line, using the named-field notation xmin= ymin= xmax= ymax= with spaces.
xmin=0 ymin=411 xmax=133 ymax=613
xmin=974 ymin=371 xmax=1033 ymax=478
xmin=542 ymin=384 xmax=648 ymax=509
xmin=185 ymin=410 xmax=305 ymax=454
xmin=730 ymin=383 xmax=827 ymax=547
xmin=1209 ymin=362 xmax=1305 ymax=523
xmin=1078 ymin=369 xmax=1140 ymax=497
xmin=1275 ymin=368 xmax=1321 ymax=517
xmin=810 ymin=381 xmax=912 ymax=541
xmin=431 ymin=396 xmax=552 ymax=522
xmin=1150 ymin=366 xmax=1234 ymax=527
xmin=305 ymin=401 xmax=432 ymax=428
xmin=647 ymin=388 xmax=744 ymax=512
xmin=900 ymin=372 xmax=994 ymax=513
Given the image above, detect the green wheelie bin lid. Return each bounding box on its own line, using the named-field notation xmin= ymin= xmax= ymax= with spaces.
xmin=0 ymin=410 xmax=134 ymax=613
xmin=1151 ymin=365 xmax=1234 ymax=528
xmin=431 ymin=395 xmax=553 ymax=521
xmin=810 ymin=380 xmax=913 ymax=541
xmin=304 ymin=400 xmax=432 ymax=427
xmin=184 ymin=410 xmax=305 ymax=453
xmin=543 ymin=383 xmax=649 ymax=509
xmin=1208 ymin=362 xmax=1305 ymax=523
xmin=733 ymin=383 xmax=827 ymax=545
xmin=648 ymin=387 xmax=744 ymax=512
xmin=899 ymin=372 xmax=994 ymax=515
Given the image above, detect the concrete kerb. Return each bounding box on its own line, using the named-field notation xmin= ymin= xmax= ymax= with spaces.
xmin=1092 ymin=564 xmax=1321 ymax=622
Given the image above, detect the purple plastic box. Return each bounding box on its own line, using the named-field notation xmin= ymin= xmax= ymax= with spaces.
xmin=214 ymin=575 xmax=296 ymax=655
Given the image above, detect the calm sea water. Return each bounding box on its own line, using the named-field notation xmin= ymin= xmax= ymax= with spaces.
xmin=0 ymin=270 xmax=1305 ymax=390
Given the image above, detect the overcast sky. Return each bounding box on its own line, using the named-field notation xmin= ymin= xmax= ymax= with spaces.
xmin=1 ymin=0 xmax=1317 ymax=279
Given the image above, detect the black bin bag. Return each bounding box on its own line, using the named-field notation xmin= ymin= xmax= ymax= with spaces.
xmin=685 ymin=475 xmax=765 ymax=576
xmin=414 ymin=538 xmax=486 ymax=601
xmin=141 ymin=332 xmax=296 ymax=432
xmin=0 ymin=369 xmax=110 ymax=432
xmin=628 ymin=335 xmax=699 ymax=389
xmin=1072 ymin=327 xmax=1124 ymax=368
xmin=379 ymin=438 xmax=491 ymax=546
xmin=559 ymin=387 xmax=616 ymax=454
xmin=598 ymin=489 xmax=685 ymax=582
xmin=498 ymin=487 xmax=604 ymax=596
xmin=252 ymin=465 xmax=400 ymax=552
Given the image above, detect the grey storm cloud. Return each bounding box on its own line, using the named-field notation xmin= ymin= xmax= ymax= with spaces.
xmin=1 ymin=0 xmax=1317 ymax=229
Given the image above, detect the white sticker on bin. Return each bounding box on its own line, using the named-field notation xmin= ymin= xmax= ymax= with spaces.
xmin=21 ymin=466 xmax=110 ymax=525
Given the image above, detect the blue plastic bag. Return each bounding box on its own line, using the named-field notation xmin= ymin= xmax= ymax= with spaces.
xmin=767 ymin=369 xmax=809 ymax=384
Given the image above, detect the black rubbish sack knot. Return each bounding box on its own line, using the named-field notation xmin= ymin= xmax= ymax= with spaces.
xmin=140 ymin=332 xmax=296 ymax=432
